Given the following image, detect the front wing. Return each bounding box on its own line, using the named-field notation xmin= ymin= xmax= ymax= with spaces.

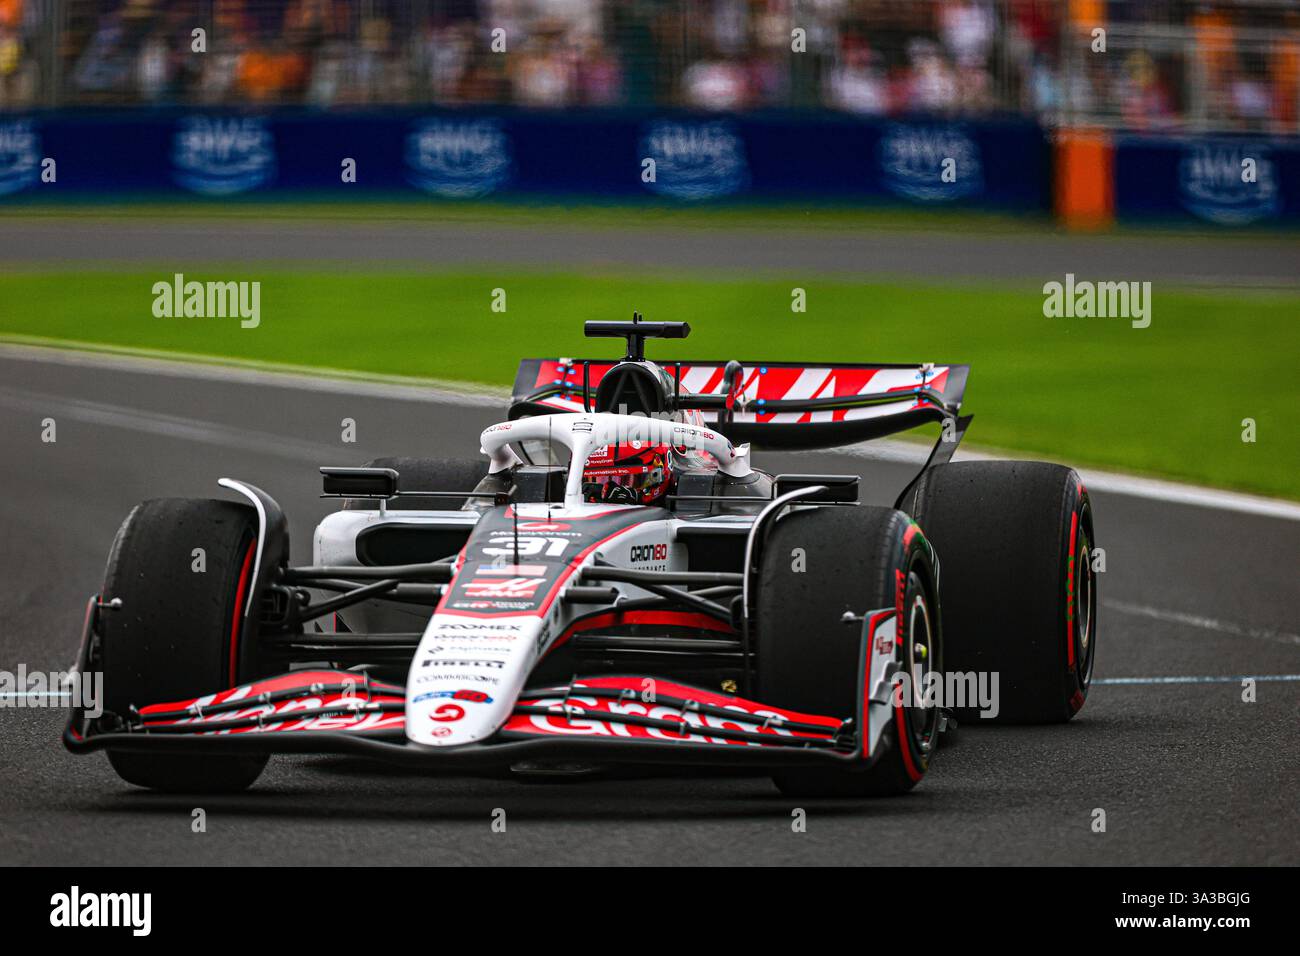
xmin=65 ymin=605 xmax=904 ymax=772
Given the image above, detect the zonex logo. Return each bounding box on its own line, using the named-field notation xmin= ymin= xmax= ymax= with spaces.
xmin=50 ymin=886 xmax=151 ymax=936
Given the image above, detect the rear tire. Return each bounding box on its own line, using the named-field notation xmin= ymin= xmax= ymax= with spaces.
xmin=757 ymin=505 xmax=941 ymax=797
xmin=343 ymin=457 xmax=486 ymax=511
xmin=903 ymin=461 xmax=1096 ymax=724
xmin=101 ymin=498 xmax=269 ymax=792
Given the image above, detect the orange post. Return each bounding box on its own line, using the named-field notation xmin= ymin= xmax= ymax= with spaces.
xmin=1055 ymin=128 xmax=1114 ymax=231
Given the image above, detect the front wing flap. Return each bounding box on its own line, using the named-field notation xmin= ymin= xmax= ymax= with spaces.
xmin=65 ymin=602 xmax=903 ymax=771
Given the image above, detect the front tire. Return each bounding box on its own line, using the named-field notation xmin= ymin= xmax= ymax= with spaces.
xmin=101 ymin=498 xmax=270 ymax=792
xmin=756 ymin=505 xmax=941 ymax=797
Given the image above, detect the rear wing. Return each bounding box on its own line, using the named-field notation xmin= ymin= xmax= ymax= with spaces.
xmin=510 ymin=359 xmax=970 ymax=450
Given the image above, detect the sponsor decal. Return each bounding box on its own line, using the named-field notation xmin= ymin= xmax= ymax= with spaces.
xmin=449 ymin=600 xmax=536 ymax=611
xmin=482 ymin=535 xmax=572 ymax=558
xmin=464 ymin=576 xmax=542 ymax=599
xmin=516 ymin=521 xmax=571 ymax=532
xmin=880 ymin=123 xmax=982 ymax=202
xmin=480 ymin=563 xmax=547 ymax=576
xmin=508 ymin=693 xmax=831 ymax=745
xmin=172 ymin=116 xmax=275 ymax=195
xmin=434 ymin=643 xmax=525 ymax=654
xmin=421 ymin=658 xmax=505 ymax=669
xmin=429 ymin=704 xmax=465 ymax=722
xmin=415 ymin=672 xmax=500 ymax=685
xmin=434 ymin=622 xmax=522 ymax=633
xmin=640 ymin=120 xmax=749 ymax=200
xmin=1178 ymin=142 xmax=1280 ymax=225
xmin=412 ymin=689 xmax=494 ymax=705
xmin=147 ymin=692 xmax=405 ymax=735
xmin=434 ymin=637 xmax=520 ymax=646
xmin=630 ymin=543 xmax=669 ymax=563
xmin=406 ymin=118 xmax=511 ymax=197
xmin=0 ymin=119 xmax=40 ymax=196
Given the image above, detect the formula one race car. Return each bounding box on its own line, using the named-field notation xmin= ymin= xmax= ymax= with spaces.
xmin=65 ymin=316 xmax=1096 ymax=797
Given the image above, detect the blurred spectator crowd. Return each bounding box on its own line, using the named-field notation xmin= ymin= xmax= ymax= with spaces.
xmin=0 ymin=0 xmax=1296 ymax=132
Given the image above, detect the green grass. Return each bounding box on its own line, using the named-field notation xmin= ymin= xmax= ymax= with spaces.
xmin=1 ymin=269 xmax=1295 ymax=498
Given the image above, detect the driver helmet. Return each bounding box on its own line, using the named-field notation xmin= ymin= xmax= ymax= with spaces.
xmin=582 ymin=440 xmax=674 ymax=505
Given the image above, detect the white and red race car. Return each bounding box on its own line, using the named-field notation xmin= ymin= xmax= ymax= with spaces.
xmin=66 ymin=317 xmax=1096 ymax=798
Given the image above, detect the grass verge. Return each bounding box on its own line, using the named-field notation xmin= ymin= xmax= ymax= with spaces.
xmin=1 ymin=269 xmax=1294 ymax=498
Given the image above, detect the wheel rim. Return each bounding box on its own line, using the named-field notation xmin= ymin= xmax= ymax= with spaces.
xmin=1074 ymin=522 xmax=1096 ymax=681
xmin=906 ymin=585 xmax=938 ymax=754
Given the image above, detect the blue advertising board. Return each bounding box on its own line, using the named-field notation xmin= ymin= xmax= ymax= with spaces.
xmin=0 ymin=108 xmax=1049 ymax=211
xmin=1115 ymin=134 xmax=1300 ymax=226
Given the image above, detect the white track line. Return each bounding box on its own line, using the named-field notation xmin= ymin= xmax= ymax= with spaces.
xmin=1094 ymin=675 xmax=1300 ymax=685
xmin=0 ymin=337 xmax=506 ymax=406
xmin=842 ymin=439 xmax=1300 ymax=522
xmin=0 ymin=384 xmax=370 ymax=462
xmin=2 ymin=339 xmax=1298 ymax=520
xmin=1103 ymin=599 xmax=1300 ymax=647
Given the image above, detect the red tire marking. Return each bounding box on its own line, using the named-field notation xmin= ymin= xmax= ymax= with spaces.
xmin=228 ymin=538 xmax=257 ymax=685
xmin=1066 ymin=509 xmax=1079 ymax=669
xmin=894 ymin=704 xmax=923 ymax=782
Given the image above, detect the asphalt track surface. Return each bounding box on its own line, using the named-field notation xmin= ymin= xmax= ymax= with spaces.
xmin=2 ymin=217 xmax=1298 ymax=285
xmin=0 ymin=347 xmax=1296 ymax=866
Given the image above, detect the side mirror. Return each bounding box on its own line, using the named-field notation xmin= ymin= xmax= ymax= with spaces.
xmin=320 ymin=466 xmax=399 ymax=499
xmin=772 ymin=474 xmax=859 ymax=503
